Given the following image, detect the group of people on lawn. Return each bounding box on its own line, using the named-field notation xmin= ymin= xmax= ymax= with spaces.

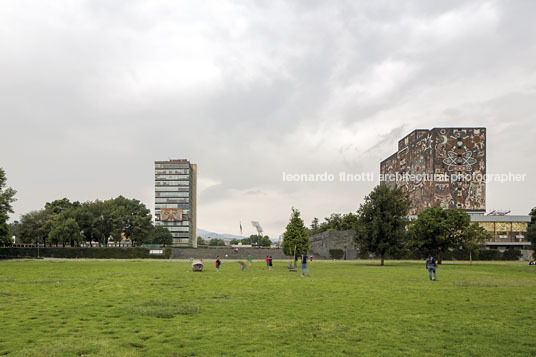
xmin=213 ymin=253 xmax=440 ymax=280
xmin=213 ymin=254 xmax=312 ymax=276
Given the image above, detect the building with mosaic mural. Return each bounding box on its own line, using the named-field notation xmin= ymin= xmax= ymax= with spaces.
xmin=380 ymin=127 xmax=486 ymax=215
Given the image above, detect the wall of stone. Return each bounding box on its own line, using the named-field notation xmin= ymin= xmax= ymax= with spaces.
xmin=309 ymin=230 xmax=358 ymax=260
xmin=171 ymin=247 xmax=287 ymax=260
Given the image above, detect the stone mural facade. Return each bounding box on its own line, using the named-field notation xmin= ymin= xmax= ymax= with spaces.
xmin=380 ymin=128 xmax=486 ymax=215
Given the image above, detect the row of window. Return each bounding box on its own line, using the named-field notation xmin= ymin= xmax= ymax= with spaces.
xmin=171 ymin=232 xmax=190 ymax=238
xmin=173 ymin=238 xmax=191 ymax=244
xmin=155 ymin=169 xmax=189 ymax=175
xmin=155 ymin=198 xmax=190 ymax=204
xmin=155 ymin=192 xmax=190 ymax=198
xmin=155 ymin=181 xmax=190 ymax=186
xmin=155 ymin=174 xmax=190 ymax=180
xmin=155 ymin=163 xmax=190 ymax=169
xmin=155 ymin=221 xmax=190 ymax=226
xmin=155 ymin=209 xmax=190 ymax=214
xmin=155 ymin=186 xmax=190 ymax=192
xmin=167 ymin=227 xmax=190 ymax=232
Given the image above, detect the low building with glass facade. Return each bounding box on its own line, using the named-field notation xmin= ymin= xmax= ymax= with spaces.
xmin=154 ymin=159 xmax=197 ymax=247
xmin=469 ymin=213 xmax=531 ymax=250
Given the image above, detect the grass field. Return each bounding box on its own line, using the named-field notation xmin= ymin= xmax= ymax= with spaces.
xmin=0 ymin=259 xmax=535 ymax=356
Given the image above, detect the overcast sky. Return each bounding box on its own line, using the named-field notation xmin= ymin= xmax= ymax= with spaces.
xmin=1 ymin=0 xmax=536 ymax=238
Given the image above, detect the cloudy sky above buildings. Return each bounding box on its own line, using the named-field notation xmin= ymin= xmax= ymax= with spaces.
xmin=1 ymin=0 xmax=536 ymax=238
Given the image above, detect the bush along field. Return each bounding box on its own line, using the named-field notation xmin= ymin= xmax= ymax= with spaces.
xmin=0 ymin=259 xmax=535 ymax=356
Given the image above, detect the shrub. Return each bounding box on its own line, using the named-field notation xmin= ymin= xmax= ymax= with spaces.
xmin=329 ymin=249 xmax=344 ymax=260
xmin=477 ymin=249 xmax=502 ymax=261
xmin=502 ymin=248 xmax=522 ymax=261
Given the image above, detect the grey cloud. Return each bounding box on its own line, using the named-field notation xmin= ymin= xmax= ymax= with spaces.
xmin=1 ymin=0 xmax=535 ymax=237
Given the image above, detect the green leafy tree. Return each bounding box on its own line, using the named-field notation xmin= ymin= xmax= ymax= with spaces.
xmin=9 ymin=221 xmax=20 ymax=242
xmin=0 ymin=221 xmax=10 ymax=246
xmin=152 ymin=226 xmax=173 ymax=246
xmin=460 ymin=223 xmax=491 ymax=264
xmin=45 ymin=198 xmax=80 ymax=215
xmin=282 ymin=208 xmax=309 ymax=267
xmin=209 ymin=238 xmax=226 ymax=246
xmin=197 ymin=236 xmax=205 ymax=246
xmin=310 ymin=217 xmax=320 ymax=234
xmin=0 ymin=168 xmax=17 ymax=245
xmin=354 ymin=185 xmax=411 ymax=266
xmin=90 ymin=200 xmax=116 ymax=246
xmin=48 ymin=217 xmax=81 ymax=247
xmin=409 ymin=207 xmax=471 ymax=260
xmin=112 ymin=196 xmax=153 ymax=246
xmin=258 ymin=235 xmax=272 ymax=247
xmin=18 ymin=210 xmax=51 ymax=246
xmin=529 ymin=207 xmax=536 ymax=259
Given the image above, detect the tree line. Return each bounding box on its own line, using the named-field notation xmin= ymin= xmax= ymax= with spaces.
xmin=6 ymin=197 xmax=172 ymax=247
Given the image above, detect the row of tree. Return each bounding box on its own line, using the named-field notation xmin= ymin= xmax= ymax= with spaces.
xmin=282 ymin=185 xmax=518 ymax=266
xmin=8 ymin=197 xmax=172 ymax=247
xmin=309 ymin=213 xmax=358 ymax=235
xmin=230 ymin=234 xmax=272 ymax=247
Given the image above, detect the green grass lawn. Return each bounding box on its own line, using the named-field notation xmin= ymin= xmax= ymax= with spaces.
xmin=0 ymin=259 xmax=535 ymax=356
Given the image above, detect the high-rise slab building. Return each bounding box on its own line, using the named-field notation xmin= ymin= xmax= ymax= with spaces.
xmin=154 ymin=159 xmax=197 ymax=247
xmin=380 ymin=128 xmax=486 ymax=215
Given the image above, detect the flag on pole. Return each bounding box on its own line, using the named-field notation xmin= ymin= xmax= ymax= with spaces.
xmin=240 ymin=222 xmax=243 ymax=235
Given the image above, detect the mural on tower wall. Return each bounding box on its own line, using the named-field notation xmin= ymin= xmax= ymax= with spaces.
xmin=380 ymin=128 xmax=486 ymax=215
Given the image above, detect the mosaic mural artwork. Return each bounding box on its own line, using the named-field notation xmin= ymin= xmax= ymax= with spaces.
xmin=380 ymin=128 xmax=486 ymax=215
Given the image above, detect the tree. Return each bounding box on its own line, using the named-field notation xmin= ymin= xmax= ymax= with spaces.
xmin=18 ymin=210 xmax=51 ymax=246
xmin=282 ymin=208 xmax=309 ymax=267
xmin=0 ymin=221 xmax=11 ymax=246
xmin=0 ymin=168 xmax=16 ymax=245
xmin=45 ymin=198 xmax=80 ymax=215
xmin=197 ymin=236 xmax=205 ymax=246
xmin=409 ymin=207 xmax=471 ymax=261
xmin=48 ymin=217 xmax=81 ymax=247
xmin=209 ymin=238 xmax=226 ymax=246
xmin=529 ymin=207 xmax=536 ymax=259
xmin=460 ymin=223 xmax=491 ymax=264
xmin=310 ymin=212 xmax=358 ymax=235
xmin=354 ymin=185 xmax=411 ymax=266
xmin=112 ymin=196 xmax=153 ymax=246
xmin=310 ymin=217 xmax=320 ymax=234
xmin=151 ymin=226 xmax=173 ymax=246
xmin=258 ymin=235 xmax=272 ymax=247
xmin=9 ymin=221 xmax=20 ymax=242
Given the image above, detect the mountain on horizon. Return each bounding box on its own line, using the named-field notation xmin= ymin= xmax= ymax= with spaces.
xmin=197 ymin=228 xmax=245 ymax=240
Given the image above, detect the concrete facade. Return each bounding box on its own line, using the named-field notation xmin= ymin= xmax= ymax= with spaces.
xmin=381 ymin=128 xmax=486 ymax=215
xmin=309 ymin=230 xmax=357 ymax=260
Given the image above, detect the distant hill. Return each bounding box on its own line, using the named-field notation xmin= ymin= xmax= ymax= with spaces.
xmin=197 ymin=228 xmax=245 ymax=240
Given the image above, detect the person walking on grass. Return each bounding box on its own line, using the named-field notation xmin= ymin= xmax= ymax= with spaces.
xmin=426 ymin=255 xmax=437 ymax=281
xmin=265 ymin=256 xmax=270 ymax=270
xmin=269 ymin=256 xmax=273 ymax=270
xmin=216 ymin=256 xmax=222 ymax=272
xmin=239 ymin=261 xmax=245 ymax=272
xmin=247 ymin=254 xmax=252 ymax=268
xmin=301 ymin=254 xmax=310 ymax=277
